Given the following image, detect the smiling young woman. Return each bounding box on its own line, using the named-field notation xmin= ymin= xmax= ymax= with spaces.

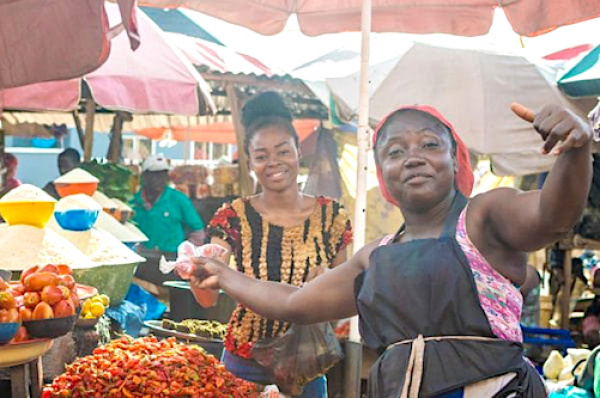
xmin=189 ymin=92 xmax=352 ymax=397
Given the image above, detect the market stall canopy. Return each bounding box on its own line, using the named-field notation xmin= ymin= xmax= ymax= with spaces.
xmin=135 ymin=119 xmax=320 ymax=144
xmin=558 ymin=44 xmax=600 ymax=98
xmin=0 ymin=112 xmax=231 ymax=135
xmin=168 ymin=33 xmax=285 ymax=77
xmin=171 ymin=34 xmax=326 ymax=120
xmin=137 ymin=0 xmax=600 ymax=37
xmin=0 ymin=0 xmax=139 ymax=90
xmin=326 ymin=42 xmax=596 ymax=176
xmin=0 ymin=2 xmax=214 ymax=116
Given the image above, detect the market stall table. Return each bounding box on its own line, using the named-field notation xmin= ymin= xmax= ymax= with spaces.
xmin=558 ymin=234 xmax=600 ymax=329
xmin=0 ymin=339 xmax=53 ymax=398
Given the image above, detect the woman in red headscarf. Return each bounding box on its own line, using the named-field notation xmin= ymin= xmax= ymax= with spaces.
xmin=192 ymin=103 xmax=592 ymax=397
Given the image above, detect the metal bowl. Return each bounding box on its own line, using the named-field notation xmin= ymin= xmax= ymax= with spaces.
xmin=23 ymin=315 xmax=77 ymax=339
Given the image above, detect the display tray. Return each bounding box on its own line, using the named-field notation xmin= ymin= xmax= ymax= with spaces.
xmin=8 ymin=282 xmax=97 ymax=301
xmin=144 ymin=320 xmax=223 ymax=343
xmin=0 ymin=338 xmax=53 ymax=368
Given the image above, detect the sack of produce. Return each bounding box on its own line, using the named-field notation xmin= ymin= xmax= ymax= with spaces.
xmin=252 ymin=322 xmax=343 ymax=396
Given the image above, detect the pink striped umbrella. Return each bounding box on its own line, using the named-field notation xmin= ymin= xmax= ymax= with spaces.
xmin=0 ymin=2 xmax=214 ymax=116
xmin=138 ymin=0 xmax=600 ymax=37
xmin=0 ymin=0 xmax=139 ymax=90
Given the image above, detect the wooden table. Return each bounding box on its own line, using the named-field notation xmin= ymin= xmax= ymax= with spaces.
xmin=8 ymin=357 xmax=43 ymax=398
xmin=558 ymin=234 xmax=600 ymax=329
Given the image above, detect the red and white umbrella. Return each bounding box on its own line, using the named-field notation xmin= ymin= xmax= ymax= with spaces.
xmin=0 ymin=2 xmax=214 ymax=116
xmin=0 ymin=0 xmax=139 ymax=90
xmin=138 ymin=0 xmax=600 ymax=37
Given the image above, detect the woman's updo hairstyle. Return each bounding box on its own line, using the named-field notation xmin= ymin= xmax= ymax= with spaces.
xmin=241 ymin=91 xmax=299 ymax=155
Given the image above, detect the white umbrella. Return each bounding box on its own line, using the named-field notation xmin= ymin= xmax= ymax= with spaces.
xmin=327 ymin=42 xmax=597 ymax=176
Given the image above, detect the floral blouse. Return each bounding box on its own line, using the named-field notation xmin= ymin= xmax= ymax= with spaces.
xmin=207 ymin=196 xmax=353 ymax=358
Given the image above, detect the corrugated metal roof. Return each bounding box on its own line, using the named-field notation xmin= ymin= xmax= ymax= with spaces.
xmin=168 ymin=33 xmax=286 ymax=78
xmin=140 ymin=7 xmax=223 ymax=45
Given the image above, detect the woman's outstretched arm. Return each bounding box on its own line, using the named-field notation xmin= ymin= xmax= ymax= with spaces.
xmin=191 ymin=240 xmax=379 ymax=324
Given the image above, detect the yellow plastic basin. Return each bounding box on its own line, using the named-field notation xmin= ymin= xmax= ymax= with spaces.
xmin=0 ymin=201 xmax=56 ymax=228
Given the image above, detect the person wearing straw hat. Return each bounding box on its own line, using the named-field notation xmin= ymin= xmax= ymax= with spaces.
xmin=132 ymin=154 xmax=205 ymax=253
xmin=192 ymin=103 xmax=593 ymax=397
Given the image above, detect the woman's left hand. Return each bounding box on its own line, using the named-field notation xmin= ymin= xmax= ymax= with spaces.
xmin=511 ymin=103 xmax=592 ymax=155
xmin=190 ymin=256 xmax=230 ymax=290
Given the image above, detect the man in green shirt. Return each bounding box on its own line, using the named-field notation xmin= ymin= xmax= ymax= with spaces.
xmin=132 ymin=155 xmax=205 ymax=253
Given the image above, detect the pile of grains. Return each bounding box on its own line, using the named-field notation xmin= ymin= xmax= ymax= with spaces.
xmin=51 ymin=227 xmax=145 ymax=266
xmin=55 ymin=194 xmax=102 ymax=212
xmin=0 ymin=224 xmax=96 ymax=270
xmin=123 ymin=223 xmax=148 ymax=243
xmin=95 ymin=212 xmax=147 ymax=243
xmin=111 ymin=198 xmax=132 ymax=212
xmin=0 ymin=184 xmax=56 ymax=203
xmin=92 ymin=191 xmax=117 ymax=210
xmin=55 ymin=168 xmax=99 ymax=184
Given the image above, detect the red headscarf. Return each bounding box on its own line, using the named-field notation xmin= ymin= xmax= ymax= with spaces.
xmin=373 ymin=105 xmax=473 ymax=206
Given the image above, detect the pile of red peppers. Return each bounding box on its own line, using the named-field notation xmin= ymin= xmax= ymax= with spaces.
xmin=43 ymin=336 xmax=260 ymax=398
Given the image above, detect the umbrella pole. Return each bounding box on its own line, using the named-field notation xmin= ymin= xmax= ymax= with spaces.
xmin=345 ymin=0 xmax=371 ymax=397
xmin=107 ymin=112 xmax=125 ymax=163
xmin=83 ymin=98 xmax=96 ymax=162
xmin=184 ymin=126 xmax=191 ymax=164
xmin=226 ymin=83 xmax=254 ymax=196
xmin=72 ymin=111 xmax=86 ymax=149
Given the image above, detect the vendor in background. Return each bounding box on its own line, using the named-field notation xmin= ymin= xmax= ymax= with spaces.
xmin=521 ymin=265 xmax=542 ymax=328
xmin=132 ymin=154 xmax=205 ymax=253
xmin=521 ymin=265 xmax=543 ymax=363
xmin=43 ymin=148 xmax=81 ymax=199
xmin=0 ymin=153 xmax=21 ymax=197
xmin=187 ymin=92 xmax=352 ymax=398
xmin=582 ymin=262 xmax=600 ymax=348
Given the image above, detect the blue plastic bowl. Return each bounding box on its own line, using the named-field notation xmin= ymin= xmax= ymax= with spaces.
xmin=124 ymin=242 xmax=139 ymax=250
xmin=0 ymin=322 xmax=20 ymax=344
xmin=31 ymin=137 xmax=57 ymax=148
xmin=54 ymin=209 xmax=100 ymax=231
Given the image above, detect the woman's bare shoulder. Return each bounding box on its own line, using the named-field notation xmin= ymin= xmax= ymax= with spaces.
xmin=350 ymin=237 xmax=386 ymax=271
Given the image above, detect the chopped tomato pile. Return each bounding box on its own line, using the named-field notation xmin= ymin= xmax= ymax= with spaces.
xmin=43 ymin=336 xmax=260 ymax=398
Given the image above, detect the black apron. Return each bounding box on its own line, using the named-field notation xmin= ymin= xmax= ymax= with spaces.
xmin=355 ymin=193 xmax=546 ymax=398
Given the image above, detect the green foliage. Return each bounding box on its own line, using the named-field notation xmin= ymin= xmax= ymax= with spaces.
xmin=81 ymin=160 xmax=133 ymax=202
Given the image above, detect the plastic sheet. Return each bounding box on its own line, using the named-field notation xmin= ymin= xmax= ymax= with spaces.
xmin=106 ymin=300 xmax=145 ymax=338
xmin=125 ymin=283 xmax=166 ymax=321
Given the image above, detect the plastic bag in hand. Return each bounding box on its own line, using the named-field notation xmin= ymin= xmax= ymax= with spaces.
xmin=159 ymin=241 xmax=227 ymax=279
xmin=252 ymin=323 xmax=343 ymax=396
